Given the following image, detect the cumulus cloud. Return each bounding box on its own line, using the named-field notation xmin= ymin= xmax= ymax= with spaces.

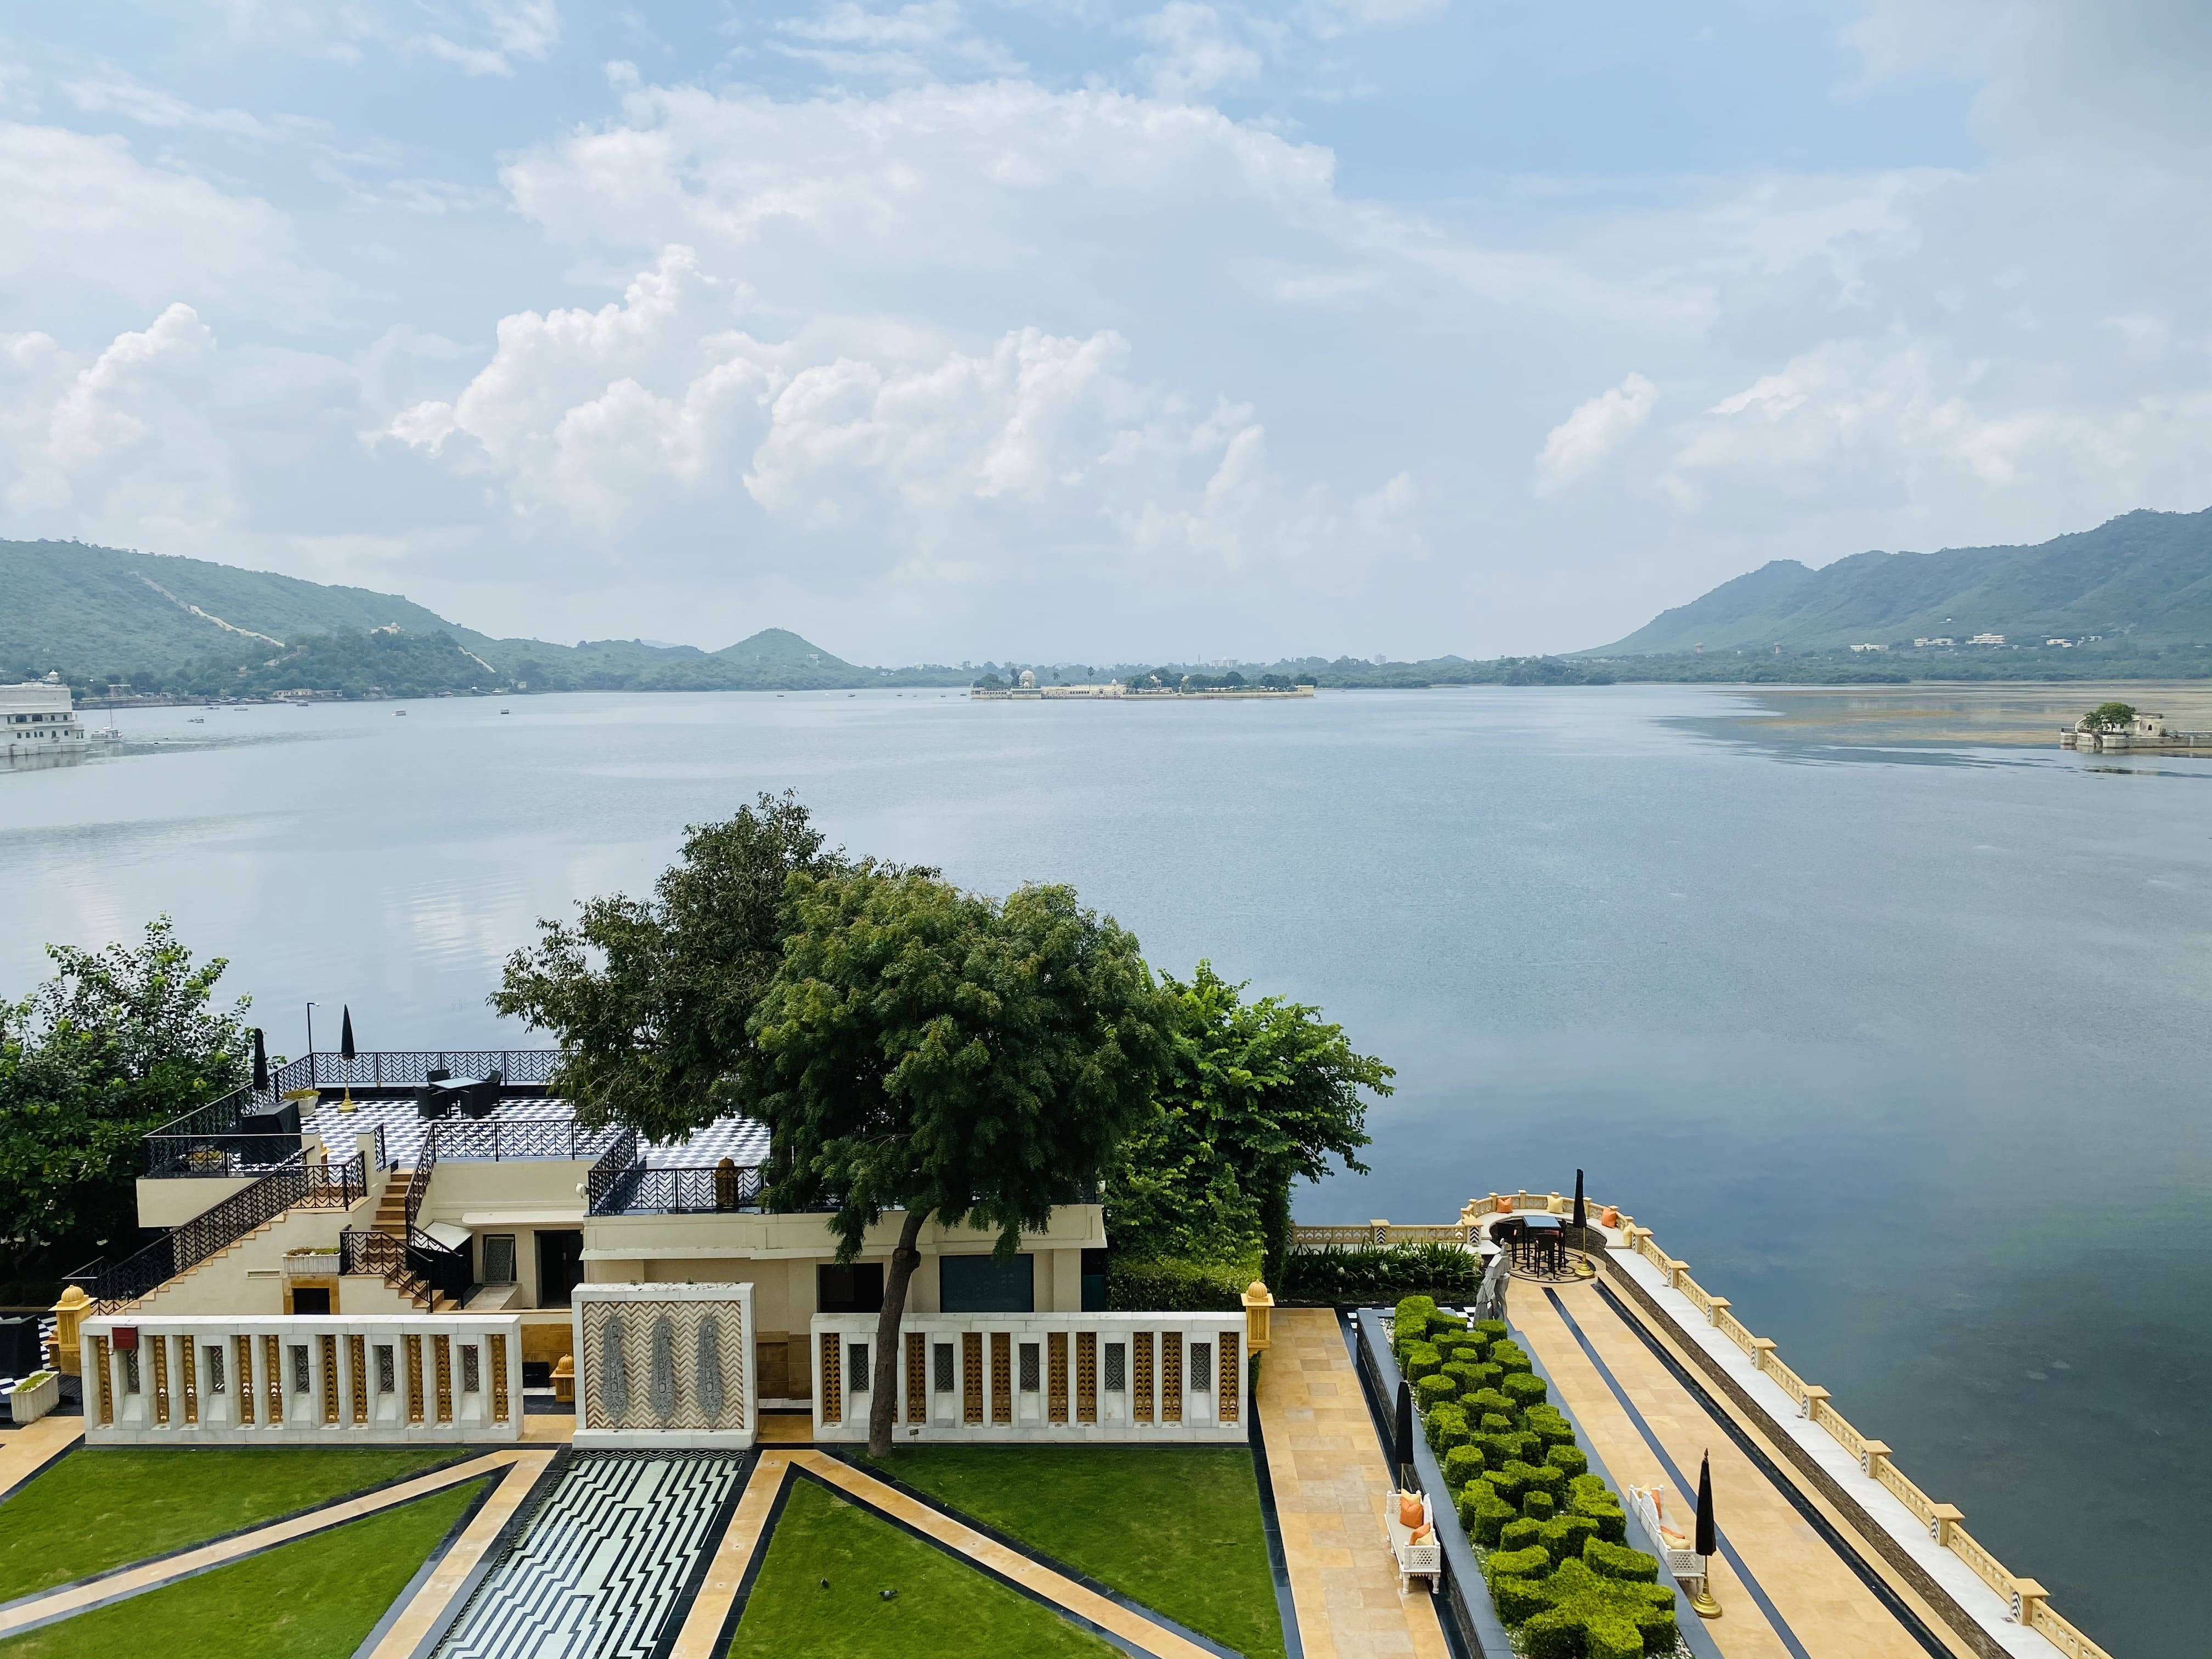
xmin=1534 ymin=374 xmax=1656 ymax=495
xmin=1130 ymin=4 xmax=1267 ymax=100
xmin=770 ymin=2 xmax=1024 ymax=81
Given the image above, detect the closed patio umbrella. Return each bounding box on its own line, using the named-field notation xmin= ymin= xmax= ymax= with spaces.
xmin=339 ymin=1006 xmax=356 ymax=1062
xmin=1393 ymin=1378 xmax=1415 ymax=1486
xmin=1572 ymin=1168 xmax=1586 ymax=1231
xmin=252 ymin=1028 xmax=269 ymax=1093
xmin=1690 ymin=1451 xmax=1722 ymax=1617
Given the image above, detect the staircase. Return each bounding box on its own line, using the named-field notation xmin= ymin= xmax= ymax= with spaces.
xmin=348 ymin=1168 xmax=462 ymax=1312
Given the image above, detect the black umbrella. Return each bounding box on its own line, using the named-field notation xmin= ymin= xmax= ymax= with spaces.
xmin=339 ymin=1006 xmax=356 ymax=1062
xmin=1694 ymin=1450 xmax=1717 ymax=1557
xmin=1393 ymin=1378 xmax=1415 ymax=1482
xmin=252 ymin=1028 xmax=269 ymax=1092
xmin=1572 ymin=1168 xmax=1587 ymax=1231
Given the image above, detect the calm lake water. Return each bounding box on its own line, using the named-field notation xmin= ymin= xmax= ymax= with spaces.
xmin=5 ymin=687 xmax=2208 ymax=1651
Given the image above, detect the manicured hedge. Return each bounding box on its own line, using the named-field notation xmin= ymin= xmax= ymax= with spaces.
xmin=1391 ymin=1296 xmax=1675 ymax=1657
xmin=1108 ymin=1256 xmax=1251 ymax=1311
xmin=1286 ymin=1243 xmax=1483 ymax=1304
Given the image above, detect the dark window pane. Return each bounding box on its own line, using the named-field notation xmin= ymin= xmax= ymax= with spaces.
xmin=817 ymin=1262 xmax=885 ymax=1314
xmin=939 ymin=1253 xmax=1034 ymax=1313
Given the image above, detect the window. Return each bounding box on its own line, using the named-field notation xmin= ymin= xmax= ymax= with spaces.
xmin=461 ymin=1345 xmax=481 ymax=1393
xmin=1019 ymin=1342 xmax=1041 ymax=1392
xmin=848 ymin=1342 xmax=870 ymax=1390
xmin=939 ymin=1254 xmax=1034 ymax=1313
xmin=291 ymin=1344 xmax=310 ymax=1393
xmin=122 ymin=1349 xmax=141 ymax=1395
xmin=206 ymin=1345 xmax=226 ymax=1392
xmin=375 ymin=1344 xmax=396 ymax=1393
xmin=1104 ymin=1342 xmax=1126 ymax=1392
xmin=1191 ymin=1343 xmax=1213 ymax=1393
xmin=933 ymin=1342 xmax=955 ymax=1392
xmin=481 ymin=1234 xmax=517 ymax=1285
xmin=816 ymin=1263 xmax=884 ymax=1314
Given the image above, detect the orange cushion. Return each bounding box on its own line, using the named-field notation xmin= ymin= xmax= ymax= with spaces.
xmin=1398 ymin=1493 xmax=1425 ymax=1528
xmin=1410 ymin=1523 xmax=1434 ymax=1545
xmin=1660 ymin=1526 xmax=1689 ymax=1548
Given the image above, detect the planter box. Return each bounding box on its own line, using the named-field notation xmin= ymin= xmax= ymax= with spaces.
xmin=285 ymin=1252 xmax=341 ymax=1278
xmin=7 ymin=1371 xmax=59 ymax=1426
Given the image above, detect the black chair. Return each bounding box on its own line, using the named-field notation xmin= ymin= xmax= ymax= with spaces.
xmin=1492 ymin=1217 xmax=1526 ymax=1266
xmin=458 ymin=1071 xmax=501 ymax=1119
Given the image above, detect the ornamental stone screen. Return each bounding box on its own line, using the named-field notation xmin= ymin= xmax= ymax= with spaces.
xmin=573 ymin=1282 xmax=755 ymax=1449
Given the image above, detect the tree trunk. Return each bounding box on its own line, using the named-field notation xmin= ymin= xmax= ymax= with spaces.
xmin=869 ymin=1206 xmax=930 ymax=1458
xmin=1261 ymin=1177 xmax=1293 ymax=1293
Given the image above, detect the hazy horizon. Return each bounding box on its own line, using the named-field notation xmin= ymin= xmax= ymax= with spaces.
xmin=4 ymin=2 xmax=2208 ymax=663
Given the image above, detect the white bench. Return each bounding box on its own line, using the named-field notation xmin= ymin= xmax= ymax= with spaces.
xmin=1386 ymin=1489 xmax=1441 ymax=1592
xmin=1629 ymin=1484 xmax=1705 ymax=1585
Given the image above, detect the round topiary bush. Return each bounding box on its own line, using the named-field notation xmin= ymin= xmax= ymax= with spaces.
xmin=1415 ymin=1373 xmax=1459 ymax=1410
xmin=1403 ymin=1342 xmax=1443 ymax=1382
xmin=1523 ymin=1488 xmax=1557 ymax=1520
xmin=1442 ymin=1443 xmax=1487 ymax=1491
xmin=1545 ymin=1443 xmax=1589 ymax=1479
xmin=1501 ymin=1370 xmax=1548 ymax=1410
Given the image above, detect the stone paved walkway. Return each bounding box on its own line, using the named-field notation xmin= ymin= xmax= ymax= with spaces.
xmin=0 ymin=1415 xmax=82 ymax=1503
xmin=1255 ymin=1308 xmax=1451 ymax=1659
xmin=1513 ymin=1278 xmax=1941 ymax=1659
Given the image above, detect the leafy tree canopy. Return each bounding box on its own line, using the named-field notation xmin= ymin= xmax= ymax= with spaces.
xmin=0 ymin=918 xmax=250 ymax=1276
xmin=1105 ymin=961 xmax=1393 ymax=1283
xmin=489 ymin=792 xmax=856 ymax=1140
xmin=751 ymin=865 xmax=1175 ymax=1453
xmin=2084 ymin=701 xmax=2138 ymax=729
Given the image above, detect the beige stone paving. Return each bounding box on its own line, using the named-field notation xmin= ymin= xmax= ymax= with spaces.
xmin=0 ymin=1446 xmax=537 ymax=1642
xmin=1514 ymin=1280 xmax=1932 ymax=1659
xmin=0 ymin=1415 xmax=82 ymax=1500
xmin=1256 ymin=1308 xmax=1451 ymax=1659
xmin=522 ymin=1408 xmax=577 ymax=1443
xmin=357 ymin=1451 xmax=560 ymax=1659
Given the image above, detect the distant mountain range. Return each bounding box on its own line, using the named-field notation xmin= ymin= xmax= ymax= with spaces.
xmin=0 ymin=540 xmax=968 ymax=693
xmin=1587 ymin=507 xmax=2212 ymax=656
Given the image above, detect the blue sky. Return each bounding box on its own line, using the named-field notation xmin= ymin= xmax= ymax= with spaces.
xmin=3 ymin=1 xmax=2207 ymax=661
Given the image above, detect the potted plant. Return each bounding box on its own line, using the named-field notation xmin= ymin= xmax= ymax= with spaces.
xmin=6 ymin=1370 xmax=60 ymax=1426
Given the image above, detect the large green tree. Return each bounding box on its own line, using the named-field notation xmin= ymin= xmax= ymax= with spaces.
xmin=489 ymin=792 xmax=855 ymax=1139
xmin=1105 ymin=961 xmax=1393 ymax=1285
xmin=752 ymin=866 xmax=1175 ymax=1455
xmin=0 ymin=918 xmax=251 ymax=1287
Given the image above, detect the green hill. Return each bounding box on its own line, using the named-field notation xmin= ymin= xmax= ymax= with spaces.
xmin=1587 ymin=507 xmax=2212 ymax=654
xmin=0 ymin=539 xmax=967 ymax=694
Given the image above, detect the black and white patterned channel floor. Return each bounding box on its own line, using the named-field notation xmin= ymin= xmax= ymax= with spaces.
xmin=436 ymin=1451 xmax=745 ymax=1659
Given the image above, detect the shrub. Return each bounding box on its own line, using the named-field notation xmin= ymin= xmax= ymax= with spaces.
xmin=1464 ymin=1361 xmax=1503 ymax=1391
xmin=1545 ymin=1444 xmax=1589 ymax=1479
xmin=1521 ymin=1462 xmax=1567 ymax=1504
xmin=1424 ymin=1403 xmax=1470 ymax=1454
xmin=1489 ymin=1340 xmax=1532 ymax=1376
xmin=1480 ymin=1412 xmax=1513 ymax=1434
xmin=1583 ymin=1538 xmax=1660 ymax=1583
xmin=1109 ymin=1255 xmax=1250 ymax=1311
xmin=1522 ymin=1489 xmax=1556 ymax=1521
xmin=1427 ymin=1310 xmax=1470 ymax=1336
xmin=1415 ymin=1373 xmax=1459 ymax=1411
xmin=1525 ymin=1410 xmax=1577 ymax=1449
xmin=1286 ymin=1244 xmax=1482 ymax=1305
xmin=1473 ymin=1318 xmax=1508 ymax=1344
xmin=1538 ymin=1514 xmax=1599 ymax=1566
xmin=1501 ymin=1371 xmax=1549 ymax=1410
xmin=1456 ymin=1480 xmax=1517 ymax=1546
xmin=1441 ymin=1361 xmax=1486 ymax=1393
xmin=1483 ymin=1464 xmax=1529 ymax=1505
xmin=1442 ymin=1444 xmax=1487 ymax=1491
xmin=1522 ymin=1607 xmax=1585 ymax=1659
xmin=1497 ymin=1557 xmax=1675 ymax=1657
xmin=1570 ymin=1489 xmax=1628 ymax=1544
xmin=1500 ymin=1517 xmax=1547 ymax=1555
xmin=1466 ymin=1386 xmax=1514 ymax=1420
xmin=1484 ymin=1545 xmax=1553 ymax=1586
xmin=1491 ymin=1573 xmax=1553 ymax=1625
xmin=1403 ymin=1342 xmax=1443 ymax=1383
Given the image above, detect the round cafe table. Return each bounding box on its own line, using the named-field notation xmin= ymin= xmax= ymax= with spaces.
xmin=1521 ymin=1214 xmax=1565 ymax=1277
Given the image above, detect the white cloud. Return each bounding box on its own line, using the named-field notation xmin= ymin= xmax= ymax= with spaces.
xmin=1130 ymin=4 xmax=1267 ymax=100
xmin=770 ymin=2 xmax=1024 ymax=81
xmin=0 ymin=122 xmax=309 ymax=313
xmin=1535 ymin=373 xmax=1656 ymax=494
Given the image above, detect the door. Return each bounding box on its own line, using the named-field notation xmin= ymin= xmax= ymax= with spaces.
xmin=535 ymin=1229 xmax=585 ymax=1309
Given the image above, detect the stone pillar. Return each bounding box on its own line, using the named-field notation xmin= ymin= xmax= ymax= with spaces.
xmin=50 ymin=1286 xmax=91 ymax=1376
xmin=1369 ymin=1218 xmax=1389 ymax=1246
xmin=1861 ymin=1439 xmax=1891 ymax=1481
xmin=1242 ymin=1280 xmax=1274 ymax=1356
xmin=1929 ymin=1504 xmax=1963 ymax=1547
xmin=1751 ymin=1335 xmax=1776 ymax=1373
xmin=1799 ymin=1384 xmax=1829 ymax=1422
xmin=1707 ymin=1296 xmax=1730 ymax=1327
xmin=2011 ymin=1579 xmax=2049 ymax=1627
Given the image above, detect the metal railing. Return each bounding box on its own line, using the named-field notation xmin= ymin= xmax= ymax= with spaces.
xmin=593 ymin=1163 xmax=767 ymax=1215
xmin=340 ymin=1226 xmax=473 ymax=1307
xmin=144 ymin=1132 xmax=307 ymax=1179
xmin=68 ymin=1151 xmax=366 ymax=1310
xmin=584 ymin=1127 xmax=640 ymax=1213
xmin=428 ymin=1119 xmax=624 ymax=1163
xmin=144 ymin=1050 xmax=566 ymax=1177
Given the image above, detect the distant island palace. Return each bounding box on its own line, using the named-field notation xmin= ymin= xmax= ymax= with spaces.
xmin=972 ymin=669 xmax=1314 ymax=699
xmin=2 ymin=678 xmax=95 ymax=759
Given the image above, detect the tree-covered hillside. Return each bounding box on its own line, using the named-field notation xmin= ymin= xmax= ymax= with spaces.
xmin=1587 ymin=506 xmax=2212 ymax=655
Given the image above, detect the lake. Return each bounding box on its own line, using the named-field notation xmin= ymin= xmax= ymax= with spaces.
xmin=5 ymin=686 xmax=2208 ymax=1652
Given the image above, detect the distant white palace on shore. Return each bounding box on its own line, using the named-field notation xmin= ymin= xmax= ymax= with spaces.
xmin=2 ymin=678 xmax=88 ymax=758
xmin=972 ymin=668 xmax=1314 ymax=701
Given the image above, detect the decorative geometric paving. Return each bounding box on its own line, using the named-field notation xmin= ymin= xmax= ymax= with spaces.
xmin=435 ymin=1451 xmax=745 ymax=1659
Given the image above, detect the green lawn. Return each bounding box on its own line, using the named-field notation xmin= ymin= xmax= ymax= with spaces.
xmin=864 ymin=1446 xmax=1286 ymax=1659
xmin=726 ymin=1478 xmax=1115 ymax=1659
xmin=0 ymin=1445 xmax=471 ymax=1601
xmin=0 ymin=1475 xmax=488 ymax=1659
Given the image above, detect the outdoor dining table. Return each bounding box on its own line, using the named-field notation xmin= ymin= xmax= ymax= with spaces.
xmin=1521 ymin=1214 xmax=1566 ymax=1276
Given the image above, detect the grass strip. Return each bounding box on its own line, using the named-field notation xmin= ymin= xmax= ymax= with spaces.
xmin=0 ymin=1474 xmax=488 ymax=1659
xmin=0 ymin=1445 xmax=472 ymax=1602
xmin=726 ymin=1476 xmax=1116 ymax=1658
xmin=865 ymin=1446 xmax=1285 ymax=1659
